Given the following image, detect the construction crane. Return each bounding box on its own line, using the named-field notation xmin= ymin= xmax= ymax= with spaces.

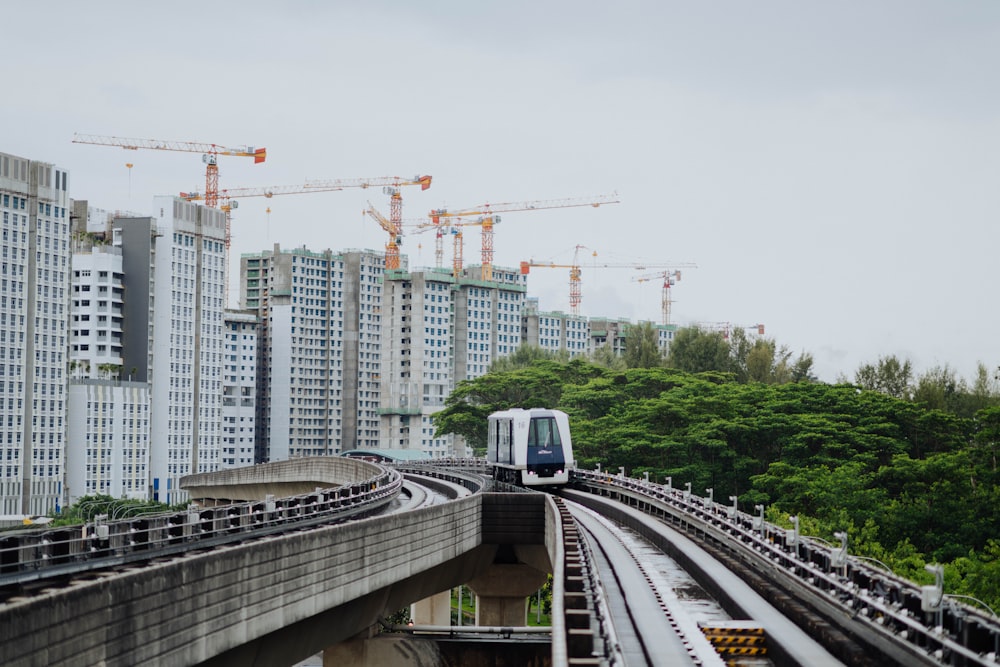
xmin=362 ymin=204 xmax=428 ymax=270
xmin=520 ymin=245 xmax=688 ymax=317
xmin=421 ymin=193 xmax=620 ymax=281
xmin=693 ymin=322 xmax=766 ymax=340
xmin=308 ymin=175 xmax=432 ymax=270
xmin=633 ymin=267 xmax=697 ymax=326
xmin=180 ymin=183 xmax=349 ymax=302
xmin=72 ymin=133 xmax=266 ymax=208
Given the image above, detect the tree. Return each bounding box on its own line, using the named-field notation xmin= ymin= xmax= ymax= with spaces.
xmin=789 ymin=352 xmax=817 ymax=383
xmin=666 ymin=327 xmax=731 ymax=374
xmin=489 ymin=345 xmax=568 ymax=373
xmin=913 ymin=364 xmax=964 ymax=414
xmin=623 ymin=321 xmax=664 ymax=368
xmin=855 ymin=355 xmax=913 ymax=399
xmin=588 ymin=344 xmax=626 ymax=370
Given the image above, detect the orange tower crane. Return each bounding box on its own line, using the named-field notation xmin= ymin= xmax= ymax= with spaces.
xmin=73 ymin=134 xmax=266 ymax=303
xmin=520 ymin=245 xmax=686 ymax=317
xmin=422 ymin=193 xmax=620 ymax=281
xmin=72 ymin=133 xmax=266 ymax=208
xmin=633 ymin=267 xmax=697 ymax=325
xmin=362 ymin=204 xmax=428 ymax=270
xmin=308 ymin=175 xmax=432 ymax=270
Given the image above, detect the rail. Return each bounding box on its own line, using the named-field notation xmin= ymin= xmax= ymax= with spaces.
xmin=572 ymin=469 xmax=1000 ymax=667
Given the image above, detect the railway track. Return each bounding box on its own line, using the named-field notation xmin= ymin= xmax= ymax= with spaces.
xmin=567 ymin=500 xmax=727 ymax=666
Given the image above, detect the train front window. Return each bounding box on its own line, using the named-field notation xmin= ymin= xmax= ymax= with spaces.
xmin=528 ymin=417 xmax=561 ymax=448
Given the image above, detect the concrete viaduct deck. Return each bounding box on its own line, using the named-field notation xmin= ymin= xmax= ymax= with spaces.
xmin=0 ymin=462 xmax=558 ymax=667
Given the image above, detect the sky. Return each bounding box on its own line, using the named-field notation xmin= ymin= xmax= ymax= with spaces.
xmin=4 ymin=1 xmax=999 ymax=383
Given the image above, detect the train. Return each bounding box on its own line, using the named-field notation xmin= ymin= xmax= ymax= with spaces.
xmin=486 ymin=408 xmax=574 ymax=487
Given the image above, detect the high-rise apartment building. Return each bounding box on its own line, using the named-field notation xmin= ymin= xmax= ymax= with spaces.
xmin=521 ymin=298 xmax=589 ymax=357
xmin=113 ymin=196 xmax=227 ymax=504
xmin=588 ymin=317 xmax=677 ymax=358
xmin=0 ymin=152 xmax=71 ymax=515
xmin=221 ymin=310 xmax=258 ymax=468
xmin=380 ymin=264 xmax=526 ymax=456
xmin=66 ymin=203 xmax=150 ymax=502
xmin=240 ymin=245 xmax=386 ymax=461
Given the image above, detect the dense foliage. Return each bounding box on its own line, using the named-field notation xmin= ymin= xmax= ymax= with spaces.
xmin=433 ymin=359 xmax=1000 ymax=614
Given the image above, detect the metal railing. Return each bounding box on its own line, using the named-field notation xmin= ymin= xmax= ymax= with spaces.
xmin=0 ymin=468 xmax=402 ymax=587
xmin=572 ymin=468 xmax=1000 ymax=667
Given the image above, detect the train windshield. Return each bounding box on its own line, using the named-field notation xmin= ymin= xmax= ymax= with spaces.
xmin=528 ymin=417 xmax=562 ymax=448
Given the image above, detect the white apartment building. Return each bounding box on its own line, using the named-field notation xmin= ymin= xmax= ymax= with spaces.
xmin=521 ymin=298 xmax=589 ymax=357
xmin=380 ymin=264 xmax=526 ymax=457
xmin=66 ymin=210 xmax=150 ymax=503
xmin=588 ymin=317 xmax=677 ymax=358
xmin=66 ymin=380 xmax=150 ymax=502
xmin=221 ymin=310 xmax=258 ymax=468
xmin=241 ymin=246 xmax=385 ymax=461
xmin=0 ymin=152 xmax=71 ymax=516
xmin=113 ymin=197 xmax=227 ymax=504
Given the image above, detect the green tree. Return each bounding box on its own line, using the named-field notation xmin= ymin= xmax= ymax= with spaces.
xmin=913 ymin=364 xmax=965 ymax=414
xmin=588 ymin=344 xmax=626 ymax=370
xmin=623 ymin=322 xmax=664 ymax=368
xmin=855 ymin=355 xmax=913 ymax=399
xmin=489 ymin=345 xmax=568 ymax=373
xmin=666 ymin=327 xmax=731 ymax=374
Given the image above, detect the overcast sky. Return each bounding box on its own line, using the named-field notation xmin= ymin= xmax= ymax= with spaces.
xmin=5 ymin=1 xmax=999 ymax=383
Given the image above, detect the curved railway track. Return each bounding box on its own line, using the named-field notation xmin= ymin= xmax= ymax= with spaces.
xmin=5 ymin=458 xmax=1000 ymax=667
xmin=567 ymin=500 xmax=726 ymax=666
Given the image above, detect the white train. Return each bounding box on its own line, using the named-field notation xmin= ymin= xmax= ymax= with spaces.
xmin=487 ymin=408 xmax=574 ymax=487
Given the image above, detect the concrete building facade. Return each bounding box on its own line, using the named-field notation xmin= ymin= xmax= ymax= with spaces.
xmin=66 ymin=209 xmax=150 ymax=503
xmin=0 ymin=152 xmax=71 ymax=515
xmin=520 ymin=297 xmax=589 ymax=357
xmin=65 ymin=380 xmax=150 ymax=502
xmin=113 ymin=197 xmax=227 ymax=504
xmin=380 ymin=264 xmax=526 ymax=457
xmin=221 ymin=310 xmax=258 ymax=469
xmin=240 ymin=245 xmax=386 ymax=462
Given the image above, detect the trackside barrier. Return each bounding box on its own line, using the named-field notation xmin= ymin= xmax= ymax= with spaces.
xmin=572 ymin=469 xmax=1000 ymax=667
xmin=0 ymin=466 xmax=402 ymax=586
xmin=553 ymin=495 xmax=624 ymax=666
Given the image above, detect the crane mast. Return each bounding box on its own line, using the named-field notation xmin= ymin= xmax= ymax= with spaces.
xmin=312 ymin=175 xmax=430 ymax=270
xmin=634 ymin=266 xmax=697 ymax=325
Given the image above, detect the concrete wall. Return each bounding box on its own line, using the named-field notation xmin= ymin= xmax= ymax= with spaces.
xmin=0 ymin=496 xmax=488 ymax=667
xmin=180 ymin=456 xmax=382 ymax=502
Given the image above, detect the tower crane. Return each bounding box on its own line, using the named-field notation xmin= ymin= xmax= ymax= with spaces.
xmin=362 ymin=204 xmax=427 ymax=270
xmin=633 ymin=266 xmax=697 ymax=326
xmin=72 ymin=133 xmax=266 ymax=208
xmin=308 ymin=175 xmax=432 ymax=270
xmin=73 ymin=133 xmax=267 ymax=308
xmin=180 ymin=183 xmax=349 ymax=304
xmin=693 ymin=322 xmax=766 ymax=340
xmin=520 ymin=245 xmax=687 ymax=317
xmin=420 ymin=193 xmax=620 ymax=281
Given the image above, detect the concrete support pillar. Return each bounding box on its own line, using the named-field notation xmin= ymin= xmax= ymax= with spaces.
xmin=466 ymin=563 xmax=548 ymax=627
xmin=410 ymin=589 xmax=452 ymax=625
xmin=323 ymin=635 xmax=441 ymax=667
